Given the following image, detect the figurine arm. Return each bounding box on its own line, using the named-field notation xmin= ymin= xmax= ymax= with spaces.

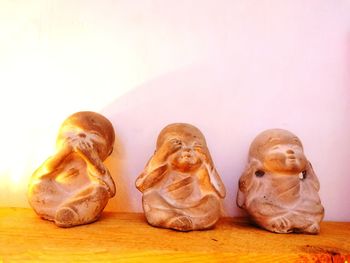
xmin=194 ymin=146 xmax=225 ymax=198
xmin=207 ymin=166 xmax=226 ymax=198
xmin=96 ymin=168 xmax=116 ymax=197
xmin=89 ymin=165 xmax=116 ymax=198
xmin=305 ymin=161 xmax=320 ymax=191
xmin=32 ymin=144 xmax=72 ymax=180
xmin=135 ymin=158 xmax=168 ymax=192
xmin=75 ymin=141 xmax=116 ymax=197
xmin=237 ymin=159 xmax=259 ymax=208
xmin=136 ymin=139 xmax=182 ymax=192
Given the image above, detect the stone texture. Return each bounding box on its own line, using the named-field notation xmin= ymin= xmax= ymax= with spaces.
xmin=237 ymin=129 xmax=324 ymax=234
xmin=28 ymin=111 xmax=116 ymax=227
xmin=136 ymin=123 xmax=226 ymax=231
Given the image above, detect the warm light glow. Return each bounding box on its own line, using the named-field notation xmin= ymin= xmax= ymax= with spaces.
xmin=2 ymin=0 xmax=348 ymax=222
xmin=0 ymin=1 xmax=200 ymax=207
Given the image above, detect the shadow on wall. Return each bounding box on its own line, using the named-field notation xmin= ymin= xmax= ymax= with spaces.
xmin=100 ymin=61 xmax=316 ymax=216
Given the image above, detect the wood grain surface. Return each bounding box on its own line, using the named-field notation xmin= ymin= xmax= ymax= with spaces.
xmin=0 ymin=208 xmax=349 ymax=262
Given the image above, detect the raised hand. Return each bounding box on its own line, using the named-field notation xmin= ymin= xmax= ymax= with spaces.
xmin=155 ymin=138 xmax=182 ymax=162
xmin=193 ymin=142 xmax=210 ymax=164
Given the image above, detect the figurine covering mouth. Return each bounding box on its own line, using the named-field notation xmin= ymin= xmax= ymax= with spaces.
xmin=28 ymin=111 xmax=116 ymax=227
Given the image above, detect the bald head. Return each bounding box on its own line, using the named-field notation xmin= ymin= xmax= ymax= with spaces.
xmin=156 ymin=123 xmax=207 ymax=150
xmin=249 ymin=129 xmax=303 ymax=161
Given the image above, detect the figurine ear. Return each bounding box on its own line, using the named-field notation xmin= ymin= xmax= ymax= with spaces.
xmin=208 ymin=167 xmax=226 ymax=198
xmin=306 ymin=161 xmax=320 ymax=191
xmin=239 ymin=159 xmax=261 ymax=192
xmin=200 ymin=150 xmax=226 ymax=198
xmin=236 ymin=158 xmax=261 ymax=208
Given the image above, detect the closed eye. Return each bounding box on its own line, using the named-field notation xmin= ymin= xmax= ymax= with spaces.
xmin=193 ymin=144 xmax=203 ymax=150
xmin=170 ymin=138 xmax=181 ymax=143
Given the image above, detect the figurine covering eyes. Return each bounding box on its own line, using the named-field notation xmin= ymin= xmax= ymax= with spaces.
xmin=237 ymin=129 xmax=324 ymax=234
xmin=136 ymin=123 xmax=226 ymax=231
xmin=28 ymin=111 xmax=116 ymax=227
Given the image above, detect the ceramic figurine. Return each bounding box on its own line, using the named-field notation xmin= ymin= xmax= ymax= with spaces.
xmin=237 ymin=129 xmax=324 ymax=234
xmin=28 ymin=111 xmax=116 ymax=227
xmin=136 ymin=123 xmax=226 ymax=231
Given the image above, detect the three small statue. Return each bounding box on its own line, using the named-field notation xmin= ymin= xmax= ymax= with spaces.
xmin=28 ymin=111 xmax=324 ymax=234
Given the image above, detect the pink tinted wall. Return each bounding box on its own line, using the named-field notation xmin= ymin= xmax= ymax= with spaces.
xmin=101 ymin=0 xmax=350 ymax=221
xmin=1 ymin=0 xmax=349 ymax=221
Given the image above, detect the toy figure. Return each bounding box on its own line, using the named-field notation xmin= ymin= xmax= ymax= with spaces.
xmin=28 ymin=111 xmax=116 ymax=227
xmin=136 ymin=123 xmax=226 ymax=231
xmin=237 ymin=129 xmax=324 ymax=234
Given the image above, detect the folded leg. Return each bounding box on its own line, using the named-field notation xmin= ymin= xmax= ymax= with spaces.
xmin=142 ymin=191 xmax=220 ymax=231
xmin=55 ymin=184 xmax=109 ymax=227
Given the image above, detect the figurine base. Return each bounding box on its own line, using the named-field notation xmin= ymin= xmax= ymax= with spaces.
xmin=1 ymin=208 xmax=349 ymax=262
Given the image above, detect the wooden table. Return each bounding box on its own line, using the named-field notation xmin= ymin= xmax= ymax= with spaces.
xmin=0 ymin=208 xmax=349 ymax=262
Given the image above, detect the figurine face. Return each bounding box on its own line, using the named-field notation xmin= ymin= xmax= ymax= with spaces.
xmin=59 ymin=126 xmax=110 ymax=160
xmin=57 ymin=112 xmax=115 ymax=161
xmin=249 ymin=129 xmax=308 ymax=175
xmin=168 ymin=137 xmax=203 ymax=172
xmin=261 ymin=139 xmax=307 ymax=174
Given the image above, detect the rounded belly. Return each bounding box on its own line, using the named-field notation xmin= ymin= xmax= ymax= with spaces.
xmin=55 ymin=156 xmax=91 ymax=192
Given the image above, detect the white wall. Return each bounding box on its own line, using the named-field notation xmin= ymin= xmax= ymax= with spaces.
xmin=0 ymin=0 xmax=349 ymax=221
